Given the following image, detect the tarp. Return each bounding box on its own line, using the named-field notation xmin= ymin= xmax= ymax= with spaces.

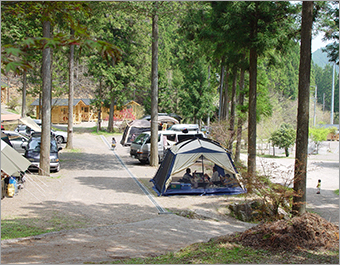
xmin=19 ymin=117 xmax=42 ymax=132
xmin=1 ymin=140 xmax=31 ymax=176
xmin=150 ymin=138 xmax=246 ymax=196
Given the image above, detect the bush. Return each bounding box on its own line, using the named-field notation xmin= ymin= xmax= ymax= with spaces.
xmin=269 ymin=123 xmax=295 ymax=157
xmin=6 ymin=96 xmax=20 ymax=111
xmin=309 ymin=127 xmax=331 ymax=153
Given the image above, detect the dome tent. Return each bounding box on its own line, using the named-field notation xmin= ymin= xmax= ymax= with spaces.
xmin=150 ymin=138 xmax=246 ymax=196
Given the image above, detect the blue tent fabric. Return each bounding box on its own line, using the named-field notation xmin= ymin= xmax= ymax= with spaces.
xmin=150 ymin=138 xmax=247 ymax=196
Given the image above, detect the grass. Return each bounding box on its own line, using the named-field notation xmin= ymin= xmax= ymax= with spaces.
xmin=334 ymin=189 xmax=339 ymax=195
xmin=90 ymin=126 xmax=122 ymax=136
xmin=1 ymin=219 xmax=54 ymax=240
xmin=1 ymin=212 xmax=89 ymax=240
xmin=90 ymin=237 xmax=339 ymax=264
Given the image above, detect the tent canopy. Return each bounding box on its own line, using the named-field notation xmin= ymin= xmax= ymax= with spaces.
xmin=150 ymin=138 xmax=246 ymax=196
xmin=1 ymin=140 xmax=31 ymax=176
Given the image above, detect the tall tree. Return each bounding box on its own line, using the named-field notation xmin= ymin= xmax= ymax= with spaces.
xmin=40 ymin=17 xmax=52 ymax=176
xmin=66 ymin=28 xmax=75 ymax=149
xmin=150 ymin=1 xmax=159 ymax=166
xmin=320 ymin=1 xmax=339 ymax=64
xmin=293 ymin=1 xmax=314 ymax=215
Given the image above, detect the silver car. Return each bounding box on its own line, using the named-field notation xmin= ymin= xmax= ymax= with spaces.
xmin=15 ymin=124 xmax=67 ymax=144
xmin=2 ymin=131 xmax=29 ymax=155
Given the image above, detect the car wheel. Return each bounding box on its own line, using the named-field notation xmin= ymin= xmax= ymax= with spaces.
xmin=56 ymin=136 xmax=63 ymax=144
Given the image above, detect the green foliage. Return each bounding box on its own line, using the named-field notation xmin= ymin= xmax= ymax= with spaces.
xmin=314 ymin=63 xmax=339 ymax=114
xmin=318 ymin=1 xmax=339 ymax=64
xmin=270 ymin=123 xmax=296 ymax=157
xmin=6 ymin=96 xmax=20 ymax=111
xmin=309 ymin=127 xmax=331 ymax=143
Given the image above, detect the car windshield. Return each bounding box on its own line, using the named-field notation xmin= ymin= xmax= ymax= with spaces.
xmin=133 ymin=133 xmax=149 ymax=145
xmin=28 ymin=138 xmax=58 ymax=152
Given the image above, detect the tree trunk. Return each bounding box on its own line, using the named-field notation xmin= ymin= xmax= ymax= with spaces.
xmin=228 ymin=67 xmax=237 ymax=151
xmin=21 ymin=69 xmax=27 ymax=117
xmin=150 ymin=2 xmax=159 ymax=166
xmin=66 ymin=29 xmax=75 ymax=149
xmin=235 ymin=67 xmax=245 ymax=163
xmin=40 ymin=19 xmax=52 ymax=176
xmin=108 ymin=87 xmax=115 ymax=133
xmin=221 ymin=65 xmax=230 ymax=121
xmin=293 ymin=1 xmax=313 ymax=216
xmin=219 ymin=58 xmax=226 ymax=120
xmin=108 ymin=58 xmax=116 ymax=133
xmin=247 ymin=15 xmax=258 ymax=192
xmin=97 ymin=78 xmax=102 ymax=133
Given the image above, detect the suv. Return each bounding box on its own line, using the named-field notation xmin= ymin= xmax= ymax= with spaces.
xmin=23 ymin=133 xmax=62 ymax=172
xmin=130 ymin=130 xmax=205 ymax=164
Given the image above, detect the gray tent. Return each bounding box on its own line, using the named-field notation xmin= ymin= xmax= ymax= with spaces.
xmin=150 ymin=138 xmax=246 ymax=196
xmin=120 ymin=116 xmax=179 ymax=146
xmin=120 ymin=119 xmax=151 ymax=146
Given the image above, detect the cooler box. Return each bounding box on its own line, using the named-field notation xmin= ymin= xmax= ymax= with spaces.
xmin=181 ymin=183 xmax=191 ymax=190
xmin=169 ymin=182 xmax=181 ymax=189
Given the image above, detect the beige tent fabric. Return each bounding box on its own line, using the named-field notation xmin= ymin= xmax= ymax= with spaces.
xmin=1 ymin=140 xmax=31 ymax=175
xmin=170 ymin=139 xmax=237 ymax=177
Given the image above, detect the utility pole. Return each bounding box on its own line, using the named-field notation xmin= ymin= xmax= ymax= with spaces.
xmin=330 ymin=62 xmax=335 ymax=124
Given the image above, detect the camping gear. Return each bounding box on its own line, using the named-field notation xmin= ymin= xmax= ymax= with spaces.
xmin=150 ymin=138 xmax=246 ymax=196
xmin=7 ymin=176 xmax=17 ymax=197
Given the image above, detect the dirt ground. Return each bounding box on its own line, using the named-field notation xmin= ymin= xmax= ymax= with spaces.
xmin=1 ymin=125 xmax=339 ymax=264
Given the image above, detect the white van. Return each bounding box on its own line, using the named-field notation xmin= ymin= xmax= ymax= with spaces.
xmin=130 ymin=130 xmax=205 ymax=164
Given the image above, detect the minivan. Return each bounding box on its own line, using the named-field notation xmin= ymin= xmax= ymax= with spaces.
xmin=130 ymin=130 xmax=205 ymax=164
xmin=23 ymin=133 xmax=62 ymax=172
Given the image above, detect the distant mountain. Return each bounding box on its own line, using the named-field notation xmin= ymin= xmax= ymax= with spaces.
xmin=312 ymin=48 xmax=333 ymax=68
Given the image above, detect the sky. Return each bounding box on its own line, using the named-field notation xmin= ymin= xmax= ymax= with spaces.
xmin=312 ymin=32 xmax=333 ymax=53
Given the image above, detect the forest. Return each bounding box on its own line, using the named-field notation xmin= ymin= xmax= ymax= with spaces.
xmin=1 ymin=2 xmax=339 ymax=183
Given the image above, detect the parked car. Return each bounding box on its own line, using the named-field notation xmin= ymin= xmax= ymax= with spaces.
xmin=15 ymin=124 xmax=67 ymax=144
xmin=23 ymin=133 xmax=62 ymax=172
xmin=2 ymin=131 xmax=29 ymax=155
xmin=51 ymin=129 xmax=67 ymax=144
xmin=130 ymin=130 xmax=205 ymax=164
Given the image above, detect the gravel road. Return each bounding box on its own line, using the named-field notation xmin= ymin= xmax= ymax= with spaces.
xmin=1 ymin=131 xmax=255 ymax=264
